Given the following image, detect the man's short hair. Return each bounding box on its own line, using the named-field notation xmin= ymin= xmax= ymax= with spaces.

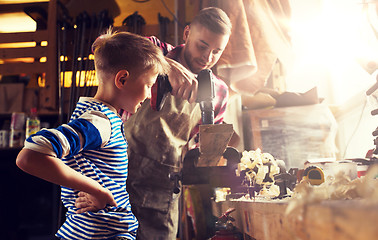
xmin=191 ymin=7 xmax=232 ymax=36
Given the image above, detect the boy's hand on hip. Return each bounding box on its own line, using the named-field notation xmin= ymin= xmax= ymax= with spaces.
xmin=75 ymin=188 xmax=117 ymax=213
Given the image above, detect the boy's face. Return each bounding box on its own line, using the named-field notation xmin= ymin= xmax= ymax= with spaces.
xmin=122 ymin=68 xmax=158 ymax=114
xmin=182 ymin=24 xmax=230 ymax=74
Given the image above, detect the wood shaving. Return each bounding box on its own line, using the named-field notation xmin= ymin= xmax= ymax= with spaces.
xmin=286 ymin=164 xmax=378 ymax=215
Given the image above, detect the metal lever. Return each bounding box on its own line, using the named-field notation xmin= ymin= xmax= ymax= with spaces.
xmin=169 ymin=172 xmax=182 ymax=194
xmin=155 ymin=75 xmax=172 ymax=111
xmin=196 ymin=69 xmax=215 ymax=124
xmin=155 ymin=69 xmax=215 ymax=122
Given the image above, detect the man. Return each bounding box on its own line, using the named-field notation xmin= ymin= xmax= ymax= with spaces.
xmin=125 ymin=7 xmax=232 ymax=240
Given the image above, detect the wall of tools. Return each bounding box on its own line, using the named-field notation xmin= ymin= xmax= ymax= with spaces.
xmin=57 ymin=3 xmax=174 ymax=124
xmin=56 ymin=3 xmax=113 ymax=123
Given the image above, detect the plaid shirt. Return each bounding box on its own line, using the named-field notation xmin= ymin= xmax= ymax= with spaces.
xmin=148 ymin=36 xmax=229 ymax=142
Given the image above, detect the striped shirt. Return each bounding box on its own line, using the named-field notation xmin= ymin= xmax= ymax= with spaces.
xmin=24 ymin=97 xmax=138 ymax=240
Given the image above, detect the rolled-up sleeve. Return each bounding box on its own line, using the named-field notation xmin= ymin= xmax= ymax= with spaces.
xmin=24 ymin=111 xmax=111 ymax=158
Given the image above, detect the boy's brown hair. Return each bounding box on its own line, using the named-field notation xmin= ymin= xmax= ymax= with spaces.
xmin=92 ymin=29 xmax=170 ymax=78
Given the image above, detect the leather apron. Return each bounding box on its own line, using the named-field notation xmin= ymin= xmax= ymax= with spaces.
xmin=125 ymin=94 xmax=201 ymax=213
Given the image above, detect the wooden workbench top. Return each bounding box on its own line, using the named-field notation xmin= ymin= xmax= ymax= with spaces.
xmin=212 ymin=199 xmax=378 ymax=240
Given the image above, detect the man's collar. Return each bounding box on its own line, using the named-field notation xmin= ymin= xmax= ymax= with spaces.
xmin=167 ymin=44 xmax=184 ymax=62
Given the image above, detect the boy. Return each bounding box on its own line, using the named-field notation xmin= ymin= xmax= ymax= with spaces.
xmin=16 ymin=30 xmax=170 ymax=240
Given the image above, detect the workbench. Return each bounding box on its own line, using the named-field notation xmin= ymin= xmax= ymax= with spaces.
xmin=212 ymin=199 xmax=378 ymax=240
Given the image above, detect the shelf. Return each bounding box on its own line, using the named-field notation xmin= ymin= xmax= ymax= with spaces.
xmin=0 ymin=2 xmax=49 ymax=14
xmin=0 ymin=0 xmax=58 ymax=112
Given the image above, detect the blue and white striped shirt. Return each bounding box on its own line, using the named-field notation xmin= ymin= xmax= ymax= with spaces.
xmin=24 ymin=97 xmax=138 ymax=240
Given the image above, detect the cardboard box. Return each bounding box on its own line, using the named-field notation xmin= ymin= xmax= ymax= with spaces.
xmin=0 ymin=83 xmax=24 ymax=113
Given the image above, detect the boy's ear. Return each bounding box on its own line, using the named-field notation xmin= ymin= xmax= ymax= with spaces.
xmin=115 ymin=70 xmax=129 ymax=89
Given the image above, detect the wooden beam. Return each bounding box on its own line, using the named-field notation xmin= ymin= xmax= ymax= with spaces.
xmin=39 ymin=0 xmax=57 ymax=111
xmin=0 ymin=2 xmax=48 ymax=14
xmin=0 ymin=31 xmax=48 ymax=44
xmin=0 ymin=46 xmax=47 ymax=59
xmin=0 ymin=62 xmax=47 ymax=76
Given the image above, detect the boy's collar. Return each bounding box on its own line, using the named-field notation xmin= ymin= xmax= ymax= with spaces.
xmin=79 ymin=97 xmax=118 ymax=114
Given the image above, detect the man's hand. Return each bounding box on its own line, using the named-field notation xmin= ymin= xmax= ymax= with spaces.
xmin=75 ymin=188 xmax=117 ymax=213
xmin=166 ymin=57 xmax=198 ymax=103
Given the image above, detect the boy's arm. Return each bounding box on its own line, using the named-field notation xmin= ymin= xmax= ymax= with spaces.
xmin=16 ymin=148 xmax=117 ymax=210
xmin=17 ymin=112 xmax=116 ymax=211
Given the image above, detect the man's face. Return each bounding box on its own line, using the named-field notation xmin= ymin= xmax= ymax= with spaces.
xmin=182 ymin=25 xmax=230 ymax=74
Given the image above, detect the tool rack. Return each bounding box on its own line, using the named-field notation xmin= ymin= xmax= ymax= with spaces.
xmin=0 ymin=0 xmax=58 ymax=112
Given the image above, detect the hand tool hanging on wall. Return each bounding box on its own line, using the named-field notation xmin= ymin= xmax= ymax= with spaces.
xmin=66 ymin=10 xmax=113 ymax=122
xmin=122 ymin=11 xmax=145 ymax=34
xmin=57 ymin=20 xmax=65 ymax=124
xmin=83 ymin=10 xmax=113 ymax=97
xmin=56 ymin=1 xmax=73 ymax=229
xmin=158 ymin=13 xmax=170 ymax=42
xmin=82 ymin=13 xmax=96 ymax=97
xmin=67 ymin=13 xmax=82 ymax=122
xmin=57 ymin=1 xmax=72 ymax=124
xmin=97 ymin=9 xmax=113 ymax=36
xmin=75 ymin=12 xmax=90 ymax=101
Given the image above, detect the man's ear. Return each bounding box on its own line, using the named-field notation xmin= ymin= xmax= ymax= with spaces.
xmin=115 ymin=70 xmax=129 ymax=89
xmin=183 ymin=25 xmax=190 ymax=42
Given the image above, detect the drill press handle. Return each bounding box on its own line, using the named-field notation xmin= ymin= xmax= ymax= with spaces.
xmin=197 ymin=69 xmax=215 ymax=124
